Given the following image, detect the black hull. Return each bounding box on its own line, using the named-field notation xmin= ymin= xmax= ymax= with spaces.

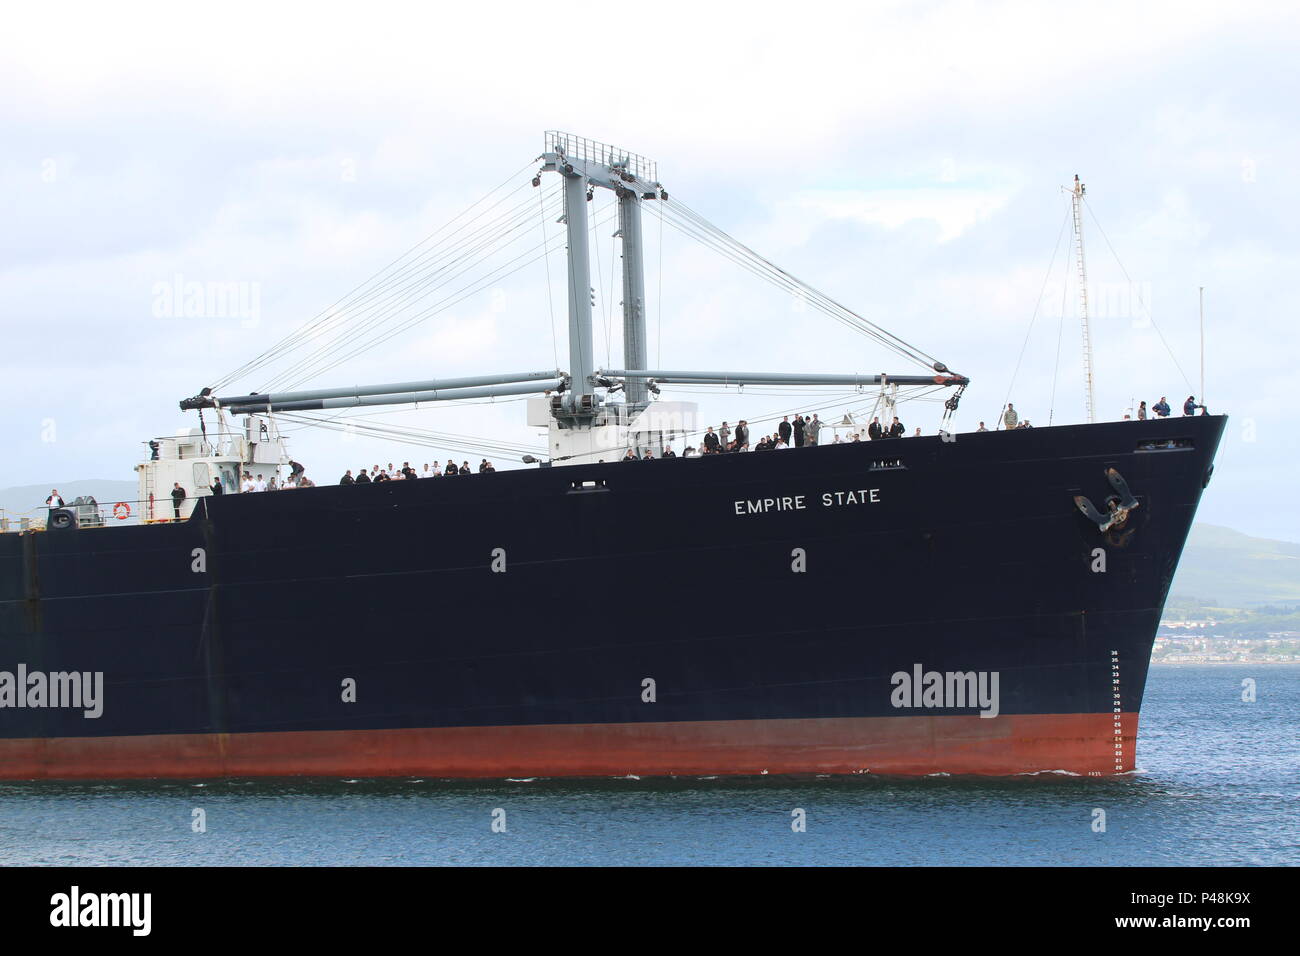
xmin=0 ymin=416 xmax=1225 ymax=777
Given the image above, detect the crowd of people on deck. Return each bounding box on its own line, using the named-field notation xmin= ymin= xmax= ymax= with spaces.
xmin=218 ymin=393 xmax=1216 ymax=488
xmin=339 ymin=460 xmax=496 ymax=484
xmin=1132 ymin=395 xmax=1208 ymax=420
xmin=231 ymin=460 xmax=316 ymax=493
xmin=998 ymin=393 xmax=1210 ymax=431
xmin=34 ymin=387 xmax=1219 ymax=530
xmin=619 ymin=411 xmax=921 ymax=460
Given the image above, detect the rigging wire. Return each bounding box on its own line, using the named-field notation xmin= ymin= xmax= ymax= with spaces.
xmin=277 ymin=411 xmax=544 ymax=460
xmin=655 ymin=201 xmax=939 ymax=371
xmin=663 ymin=197 xmax=943 ymax=371
xmin=1083 ymin=198 xmax=1195 ymax=392
xmin=259 ymin=185 xmax=559 ymax=389
xmin=1048 ymin=260 xmax=1070 ymax=425
xmin=1000 ymin=198 xmax=1072 ymax=428
xmin=264 ymin=189 xmax=563 ymax=390
xmin=207 ymin=165 xmax=969 ymax=465
xmin=284 ymin=202 xmax=619 ymax=387
xmin=538 ymin=184 xmax=560 ymax=372
xmin=213 ymin=161 xmax=538 ymax=390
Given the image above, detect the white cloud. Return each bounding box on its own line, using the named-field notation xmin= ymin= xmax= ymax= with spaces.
xmin=780 ymin=186 xmax=1016 ymax=243
xmin=1 ymin=0 xmax=1297 ymax=538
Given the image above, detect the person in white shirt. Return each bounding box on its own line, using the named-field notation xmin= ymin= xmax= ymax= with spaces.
xmin=254 ymin=474 xmax=268 ymax=492
xmin=240 ymin=473 xmax=255 ymax=493
xmin=46 ymin=489 xmax=64 ymax=508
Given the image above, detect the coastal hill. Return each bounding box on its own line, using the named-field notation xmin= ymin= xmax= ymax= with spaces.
xmin=1170 ymin=523 xmax=1300 ymax=608
xmin=0 ymin=480 xmax=137 ymax=523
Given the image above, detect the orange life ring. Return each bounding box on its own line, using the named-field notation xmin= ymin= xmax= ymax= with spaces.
xmin=113 ymin=501 xmax=131 ymax=520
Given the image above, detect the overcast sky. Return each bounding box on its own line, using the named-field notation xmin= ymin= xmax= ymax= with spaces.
xmin=2 ymin=0 xmax=1296 ymax=538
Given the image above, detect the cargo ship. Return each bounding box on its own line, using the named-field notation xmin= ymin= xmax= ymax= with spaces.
xmin=0 ymin=134 xmax=1224 ymax=778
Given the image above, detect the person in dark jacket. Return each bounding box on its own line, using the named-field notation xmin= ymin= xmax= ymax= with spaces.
xmin=339 ymin=470 xmax=354 ymax=485
xmin=703 ymin=427 xmax=721 ymax=454
xmin=1152 ymin=396 xmax=1171 ymax=418
xmin=867 ymin=417 xmax=883 ymax=441
xmin=354 ymin=469 xmax=370 ymax=484
xmin=211 ymin=476 xmax=224 ymax=495
xmin=792 ymin=415 xmax=806 ymax=447
xmin=623 ymin=449 xmax=639 ymax=461
xmin=734 ymin=420 xmax=749 ymax=451
xmin=1183 ymin=396 xmax=1204 ymax=416
xmin=170 ymin=482 xmax=187 ymax=520
xmin=778 ymin=416 xmax=792 ymax=446
xmin=888 ymin=417 xmax=905 ymax=439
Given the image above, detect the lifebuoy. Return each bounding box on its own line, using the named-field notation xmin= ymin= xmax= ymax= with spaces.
xmin=113 ymin=501 xmax=131 ymax=520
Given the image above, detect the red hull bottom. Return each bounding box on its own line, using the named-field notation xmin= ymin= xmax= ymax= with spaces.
xmin=0 ymin=713 xmax=1139 ymax=780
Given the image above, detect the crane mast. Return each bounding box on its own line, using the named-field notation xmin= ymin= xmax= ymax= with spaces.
xmin=1069 ymin=174 xmax=1096 ymax=424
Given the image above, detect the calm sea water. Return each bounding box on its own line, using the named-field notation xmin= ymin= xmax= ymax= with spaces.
xmin=1 ymin=665 xmax=1296 ymax=866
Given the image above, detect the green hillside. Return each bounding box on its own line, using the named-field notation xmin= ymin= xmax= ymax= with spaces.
xmin=1169 ymin=523 xmax=1300 ymax=608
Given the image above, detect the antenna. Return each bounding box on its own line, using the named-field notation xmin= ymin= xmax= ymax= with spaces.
xmin=1067 ymin=174 xmax=1096 ymax=423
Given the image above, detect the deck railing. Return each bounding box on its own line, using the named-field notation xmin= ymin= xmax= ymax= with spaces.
xmin=544 ymin=131 xmax=658 ymax=183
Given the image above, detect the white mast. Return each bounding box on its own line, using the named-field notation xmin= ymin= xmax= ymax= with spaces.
xmin=1068 ymin=174 xmax=1096 ymax=424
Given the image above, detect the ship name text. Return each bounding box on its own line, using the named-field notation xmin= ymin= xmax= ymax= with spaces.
xmin=734 ymin=488 xmax=880 ymax=516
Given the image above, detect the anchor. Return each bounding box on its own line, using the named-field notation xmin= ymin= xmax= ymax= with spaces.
xmin=1074 ymin=467 xmax=1140 ymax=533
